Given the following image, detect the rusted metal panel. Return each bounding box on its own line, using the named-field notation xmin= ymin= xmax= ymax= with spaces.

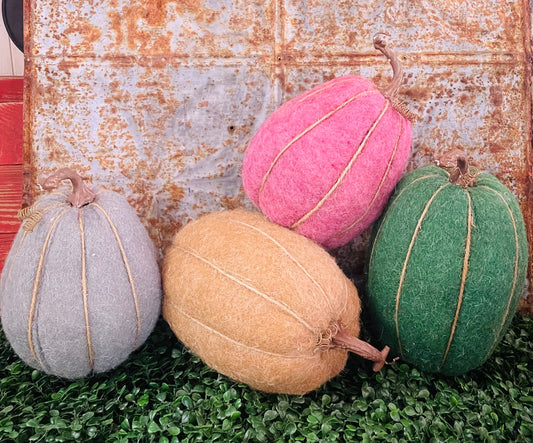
xmin=23 ymin=1 xmax=533 ymax=311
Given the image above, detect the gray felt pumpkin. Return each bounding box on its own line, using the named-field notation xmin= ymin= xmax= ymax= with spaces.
xmin=0 ymin=168 xmax=162 ymax=378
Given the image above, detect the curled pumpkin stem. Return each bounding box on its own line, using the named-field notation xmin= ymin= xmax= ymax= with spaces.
xmin=324 ymin=324 xmax=391 ymax=371
xmin=373 ymin=33 xmax=403 ymax=99
xmin=373 ymin=33 xmax=418 ymax=121
xmin=39 ymin=168 xmax=96 ymax=208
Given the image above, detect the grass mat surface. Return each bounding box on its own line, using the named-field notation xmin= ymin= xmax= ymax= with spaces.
xmin=0 ymin=316 xmax=531 ymax=442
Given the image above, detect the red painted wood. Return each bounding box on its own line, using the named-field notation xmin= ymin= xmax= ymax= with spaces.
xmin=0 ymin=77 xmax=23 ymax=103
xmin=0 ymin=102 xmax=23 ymax=164
xmin=0 ymin=233 xmax=17 ymax=274
xmin=0 ymin=78 xmax=23 ymax=275
xmin=0 ymin=164 xmax=22 ymax=233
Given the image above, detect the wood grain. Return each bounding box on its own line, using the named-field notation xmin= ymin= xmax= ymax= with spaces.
xmin=0 ymin=78 xmax=23 ymax=102
xmin=0 ymin=78 xmax=23 ymax=274
xmin=0 ymin=102 xmax=23 ymax=164
xmin=0 ymin=164 xmax=22 ymax=233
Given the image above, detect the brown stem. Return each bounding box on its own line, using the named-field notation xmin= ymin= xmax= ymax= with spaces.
xmin=373 ymin=33 xmax=404 ymax=98
xmin=332 ymin=327 xmax=390 ymax=372
xmin=39 ymin=168 xmax=96 ymax=208
xmin=442 ymin=152 xmax=478 ymax=188
xmin=373 ymin=34 xmax=417 ymax=121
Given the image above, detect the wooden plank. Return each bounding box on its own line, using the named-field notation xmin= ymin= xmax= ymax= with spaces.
xmin=0 ymin=232 xmax=17 ymax=274
xmin=0 ymin=164 xmax=22 ymax=233
xmin=0 ymin=102 xmax=23 ymax=164
xmin=0 ymin=75 xmax=23 ymax=275
xmin=0 ymin=77 xmax=23 ymax=102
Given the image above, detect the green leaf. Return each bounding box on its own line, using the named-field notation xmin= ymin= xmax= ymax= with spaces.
xmin=81 ymin=412 xmax=95 ymax=422
xmin=120 ymin=418 xmax=130 ymax=431
xmin=223 ymin=388 xmax=237 ymax=402
xmin=263 ymin=410 xmax=278 ymax=421
xmin=390 ymin=409 xmax=401 ymax=422
xmin=147 ymin=421 xmax=161 ymax=433
xmin=285 ymin=423 xmax=297 ymax=435
xmin=307 ymin=415 xmax=319 ymax=425
xmin=181 ymin=396 xmax=193 ymax=409
xmin=404 ymin=406 xmax=417 ymax=417
xmin=138 ymin=394 xmax=150 ymax=407
xmin=167 ymin=426 xmax=180 ymax=436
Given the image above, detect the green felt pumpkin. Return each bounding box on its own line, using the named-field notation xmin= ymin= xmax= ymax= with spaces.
xmin=0 ymin=168 xmax=162 ymax=379
xmin=366 ymin=153 xmax=528 ymax=375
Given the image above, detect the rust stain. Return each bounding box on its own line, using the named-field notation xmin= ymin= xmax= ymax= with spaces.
xmin=488 ymin=142 xmax=506 ymax=153
xmin=167 ymin=184 xmax=185 ymax=201
xmin=113 ymin=1 xmax=177 ymax=52
xmin=489 ymin=85 xmax=504 ymax=107
xmin=63 ymin=23 xmax=102 ymax=52
xmin=108 ymin=11 xmax=125 ymax=49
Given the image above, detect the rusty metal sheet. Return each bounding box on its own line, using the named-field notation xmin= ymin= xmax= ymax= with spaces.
xmin=23 ymin=1 xmax=533 ymax=311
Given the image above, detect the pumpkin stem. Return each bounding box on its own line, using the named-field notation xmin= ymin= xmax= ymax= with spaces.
xmin=332 ymin=327 xmax=390 ymax=372
xmin=39 ymin=168 xmax=97 ymax=208
xmin=439 ymin=151 xmax=478 ymax=188
xmin=373 ymin=33 xmax=417 ymax=121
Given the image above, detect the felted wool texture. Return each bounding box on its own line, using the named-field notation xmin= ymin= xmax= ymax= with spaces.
xmin=162 ymin=209 xmax=362 ymax=395
xmin=0 ymin=186 xmax=162 ymax=379
xmin=366 ymin=165 xmax=528 ymax=375
xmin=242 ymin=74 xmax=412 ymax=249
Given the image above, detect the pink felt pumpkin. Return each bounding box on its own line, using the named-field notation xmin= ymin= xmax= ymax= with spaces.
xmin=242 ymin=36 xmax=414 ymax=248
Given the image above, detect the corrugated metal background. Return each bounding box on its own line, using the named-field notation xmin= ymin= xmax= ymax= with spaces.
xmin=23 ymin=0 xmax=533 ymax=311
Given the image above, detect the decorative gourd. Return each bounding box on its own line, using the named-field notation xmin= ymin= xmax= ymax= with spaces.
xmin=242 ymin=35 xmax=414 ymax=249
xmin=0 ymin=168 xmax=162 ymax=379
xmin=162 ymin=209 xmax=389 ymax=395
xmin=366 ymin=153 xmax=529 ymax=375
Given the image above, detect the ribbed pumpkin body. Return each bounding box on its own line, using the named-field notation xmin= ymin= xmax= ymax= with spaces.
xmin=242 ymin=75 xmax=412 ymax=248
xmin=367 ymin=165 xmax=528 ymax=375
xmin=0 ymin=187 xmax=162 ymax=379
xmin=163 ymin=209 xmax=362 ymax=394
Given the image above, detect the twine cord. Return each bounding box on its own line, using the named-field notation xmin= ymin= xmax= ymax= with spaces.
xmin=17 ymin=206 xmax=44 ymax=232
xmin=233 ymin=220 xmax=335 ymax=315
xmin=258 ymin=89 xmax=378 ymax=202
xmin=166 ymin=301 xmax=316 ymax=360
xmin=367 ymin=174 xmax=443 ymax=274
xmin=440 ymin=190 xmax=473 ymax=369
xmin=480 ymin=186 xmax=521 ymax=354
xmin=331 ymin=118 xmax=404 ymax=240
xmin=17 ymin=202 xmax=66 ymax=232
xmin=291 ymin=100 xmax=390 ymax=230
xmin=78 ymin=210 xmax=95 ymax=370
xmin=175 ymin=245 xmax=315 ymax=334
xmin=393 ymin=183 xmax=451 ymax=359
xmin=93 ymin=203 xmax=142 ymax=347
xmin=27 ymin=207 xmax=71 ymax=368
